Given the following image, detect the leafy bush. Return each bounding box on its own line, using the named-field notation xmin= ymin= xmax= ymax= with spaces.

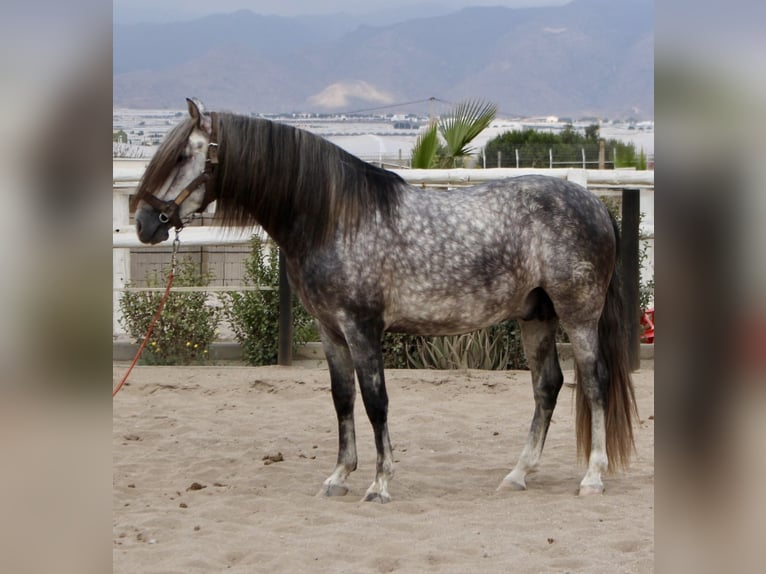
xmin=382 ymin=332 xmax=419 ymax=369
xmin=119 ymin=258 xmax=220 ymax=365
xmin=222 ymin=235 xmax=317 ymax=365
xmin=483 ymin=125 xmax=646 ymax=169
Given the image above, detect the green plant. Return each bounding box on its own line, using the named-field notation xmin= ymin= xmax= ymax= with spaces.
xmin=411 ymin=98 xmax=497 ymax=168
xmin=382 ymin=320 xmax=528 ymax=371
xmin=222 ymin=235 xmax=317 ymax=365
xmin=382 ymin=332 xmax=420 ymax=369
xmin=496 ymin=320 xmax=529 ymax=370
xmin=410 ymin=122 xmax=440 ymax=169
xmin=637 ymin=148 xmax=648 ymax=171
xmin=119 ymin=258 xmax=220 ymax=365
xmin=483 ymin=126 xmax=644 ymax=169
xmin=439 ymin=99 xmax=498 ymax=166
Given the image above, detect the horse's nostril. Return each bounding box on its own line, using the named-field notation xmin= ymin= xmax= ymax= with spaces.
xmin=136 ymin=219 xmax=143 ymax=234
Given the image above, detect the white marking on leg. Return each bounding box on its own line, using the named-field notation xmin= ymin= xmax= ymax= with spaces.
xmin=500 ymin=406 xmax=551 ymax=491
xmin=579 ymin=406 xmax=608 ymax=495
xmin=500 ymin=320 xmax=560 ymax=493
xmin=363 ymin=427 xmax=394 ymax=503
xmin=320 ymin=419 xmax=357 ymax=497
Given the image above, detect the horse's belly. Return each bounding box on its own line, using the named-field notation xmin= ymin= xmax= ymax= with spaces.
xmin=383 ymin=290 xmax=521 ymax=336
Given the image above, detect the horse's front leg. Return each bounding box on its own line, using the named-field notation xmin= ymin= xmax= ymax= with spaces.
xmin=317 ymin=324 xmax=358 ymax=497
xmin=343 ymin=318 xmax=394 ymax=503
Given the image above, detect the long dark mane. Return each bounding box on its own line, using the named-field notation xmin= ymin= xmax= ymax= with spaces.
xmin=214 ymin=114 xmax=405 ymax=250
xmin=133 ymin=113 xmax=406 ymax=250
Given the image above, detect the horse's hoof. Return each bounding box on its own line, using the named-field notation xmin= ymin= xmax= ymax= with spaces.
xmin=319 ymin=483 xmax=349 ymax=497
xmin=578 ymin=484 xmax=605 ymax=496
xmin=497 ymin=479 xmax=526 ymax=492
xmin=498 ymin=469 xmax=527 ymax=491
xmin=362 ymin=491 xmax=392 ymax=504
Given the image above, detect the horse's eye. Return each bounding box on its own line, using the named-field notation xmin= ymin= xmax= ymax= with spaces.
xmin=177 ymin=153 xmax=188 ymax=164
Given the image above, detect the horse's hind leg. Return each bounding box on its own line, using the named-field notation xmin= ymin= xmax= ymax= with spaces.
xmin=500 ymin=316 xmax=563 ymax=491
xmin=317 ymin=324 xmax=358 ymax=497
xmin=563 ymin=319 xmax=609 ymax=495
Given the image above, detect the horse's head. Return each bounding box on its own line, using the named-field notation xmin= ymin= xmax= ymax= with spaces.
xmin=133 ymin=98 xmax=219 ymax=244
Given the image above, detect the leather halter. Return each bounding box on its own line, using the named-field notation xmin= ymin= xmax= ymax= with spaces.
xmin=141 ymin=113 xmax=219 ymax=230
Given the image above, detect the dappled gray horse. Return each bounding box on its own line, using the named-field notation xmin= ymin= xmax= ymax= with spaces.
xmin=133 ymin=98 xmax=637 ymax=502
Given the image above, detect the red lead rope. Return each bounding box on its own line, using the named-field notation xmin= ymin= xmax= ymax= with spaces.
xmin=113 ymin=233 xmax=180 ymax=397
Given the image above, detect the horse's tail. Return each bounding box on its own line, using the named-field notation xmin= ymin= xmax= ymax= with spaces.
xmin=576 ymin=216 xmax=639 ymax=471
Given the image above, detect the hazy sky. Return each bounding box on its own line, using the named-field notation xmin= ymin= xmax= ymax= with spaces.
xmin=115 ymin=0 xmax=571 ymax=23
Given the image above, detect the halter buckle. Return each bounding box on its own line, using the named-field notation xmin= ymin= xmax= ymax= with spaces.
xmin=207 ymin=142 xmax=219 ymax=165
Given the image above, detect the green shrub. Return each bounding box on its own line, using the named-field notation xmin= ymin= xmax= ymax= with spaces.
xmin=382 ymin=332 xmax=420 ymax=369
xmin=119 ymin=258 xmax=220 ymax=365
xmin=222 ymin=235 xmax=317 ymax=365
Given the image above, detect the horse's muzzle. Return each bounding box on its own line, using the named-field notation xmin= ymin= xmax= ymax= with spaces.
xmin=135 ymin=208 xmax=170 ymax=245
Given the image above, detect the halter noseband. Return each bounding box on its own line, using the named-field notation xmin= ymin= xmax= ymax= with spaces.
xmin=142 ymin=113 xmax=219 ymax=230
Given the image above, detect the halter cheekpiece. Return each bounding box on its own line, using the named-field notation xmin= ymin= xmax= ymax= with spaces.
xmin=142 ymin=113 xmax=219 ymax=230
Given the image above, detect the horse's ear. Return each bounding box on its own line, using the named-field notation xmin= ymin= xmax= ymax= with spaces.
xmin=186 ymin=97 xmax=212 ymax=134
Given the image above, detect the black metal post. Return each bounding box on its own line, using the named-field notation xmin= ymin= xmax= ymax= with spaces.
xmin=277 ymin=249 xmax=292 ymax=366
xmin=620 ymin=188 xmax=641 ymax=371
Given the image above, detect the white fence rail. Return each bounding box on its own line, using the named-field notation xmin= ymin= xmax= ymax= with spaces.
xmin=114 ymin=162 xmax=653 ymax=248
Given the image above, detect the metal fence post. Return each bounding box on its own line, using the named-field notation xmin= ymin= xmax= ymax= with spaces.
xmin=277 ymin=249 xmax=293 ymax=366
xmin=621 ymin=188 xmax=641 ymax=371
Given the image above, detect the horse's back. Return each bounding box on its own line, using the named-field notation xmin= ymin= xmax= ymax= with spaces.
xmin=395 ymin=175 xmax=615 ymax=277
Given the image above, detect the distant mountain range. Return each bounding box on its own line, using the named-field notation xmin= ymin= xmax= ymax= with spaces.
xmin=113 ymin=0 xmax=653 ymax=119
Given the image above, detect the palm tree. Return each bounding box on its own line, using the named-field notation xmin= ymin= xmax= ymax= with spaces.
xmin=411 ymin=98 xmax=497 ymax=168
xmin=410 ymin=121 xmax=441 ymax=169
